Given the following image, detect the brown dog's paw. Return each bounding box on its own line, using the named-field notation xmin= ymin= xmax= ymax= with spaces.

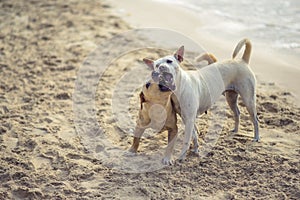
xmin=125 ymin=149 xmax=137 ymax=157
xmin=124 ymin=151 xmax=137 ymax=157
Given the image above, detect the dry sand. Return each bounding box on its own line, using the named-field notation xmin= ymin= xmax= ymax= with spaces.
xmin=0 ymin=0 xmax=299 ymax=199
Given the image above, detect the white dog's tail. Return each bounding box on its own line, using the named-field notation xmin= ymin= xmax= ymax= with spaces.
xmin=232 ymin=38 xmax=252 ymax=64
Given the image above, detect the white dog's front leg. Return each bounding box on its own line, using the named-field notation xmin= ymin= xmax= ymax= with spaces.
xmin=179 ymin=119 xmax=195 ymax=161
xmin=162 ymin=129 xmax=178 ymax=165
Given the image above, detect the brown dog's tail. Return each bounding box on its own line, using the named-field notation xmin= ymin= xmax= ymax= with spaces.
xmin=195 ymin=53 xmax=218 ymax=64
xmin=232 ymin=38 xmax=252 ymax=64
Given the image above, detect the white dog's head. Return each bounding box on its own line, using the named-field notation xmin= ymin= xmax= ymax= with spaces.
xmin=143 ymin=46 xmax=184 ymax=92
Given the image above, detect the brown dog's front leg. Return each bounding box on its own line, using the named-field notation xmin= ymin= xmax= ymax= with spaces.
xmin=129 ymin=126 xmax=145 ymax=153
xmin=168 ymin=128 xmax=177 ymax=144
xmin=129 ymin=137 xmax=140 ymax=153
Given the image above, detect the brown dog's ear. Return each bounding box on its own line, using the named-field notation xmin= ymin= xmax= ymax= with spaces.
xmin=139 ymin=92 xmax=146 ymax=109
xmin=143 ymin=58 xmax=154 ymax=70
xmin=174 ymin=46 xmax=184 ymax=63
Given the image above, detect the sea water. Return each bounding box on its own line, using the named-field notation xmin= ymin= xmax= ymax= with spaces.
xmin=154 ymin=0 xmax=300 ymax=56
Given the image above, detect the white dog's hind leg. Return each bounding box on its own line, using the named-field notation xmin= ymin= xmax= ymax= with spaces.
xmin=245 ymin=103 xmax=259 ymax=141
xmin=240 ymin=89 xmax=259 ymax=141
xmin=225 ymin=90 xmax=240 ymax=133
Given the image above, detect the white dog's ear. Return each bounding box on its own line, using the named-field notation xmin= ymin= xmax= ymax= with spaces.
xmin=174 ymin=46 xmax=184 ymax=63
xmin=143 ymin=58 xmax=154 ymax=70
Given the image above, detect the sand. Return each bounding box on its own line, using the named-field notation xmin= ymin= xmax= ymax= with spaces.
xmin=0 ymin=0 xmax=299 ymax=199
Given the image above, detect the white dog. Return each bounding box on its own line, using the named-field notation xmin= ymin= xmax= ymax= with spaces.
xmin=143 ymin=38 xmax=259 ymax=162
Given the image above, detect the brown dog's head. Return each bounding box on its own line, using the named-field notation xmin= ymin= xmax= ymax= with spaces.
xmin=141 ymin=80 xmax=172 ymax=104
xmin=137 ymin=79 xmax=173 ymax=128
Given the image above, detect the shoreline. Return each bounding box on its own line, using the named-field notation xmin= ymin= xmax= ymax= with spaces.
xmin=109 ymin=0 xmax=300 ymax=104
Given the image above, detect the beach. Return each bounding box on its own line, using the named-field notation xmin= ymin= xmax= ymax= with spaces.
xmin=111 ymin=0 xmax=300 ymax=101
xmin=0 ymin=0 xmax=299 ymax=199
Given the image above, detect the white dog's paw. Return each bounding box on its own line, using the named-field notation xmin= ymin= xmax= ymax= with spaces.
xmin=162 ymin=156 xmax=174 ymax=165
xmin=191 ymin=147 xmax=200 ymax=156
xmin=178 ymin=152 xmax=187 ymax=162
xmin=231 ymin=128 xmax=238 ymax=133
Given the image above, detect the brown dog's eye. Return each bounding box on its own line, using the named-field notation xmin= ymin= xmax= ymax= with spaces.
xmin=166 ymin=59 xmax=173 ymax=64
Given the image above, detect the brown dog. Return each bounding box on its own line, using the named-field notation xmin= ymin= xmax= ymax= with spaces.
xmin=129 ymin=52 xmax=217 ymax=165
